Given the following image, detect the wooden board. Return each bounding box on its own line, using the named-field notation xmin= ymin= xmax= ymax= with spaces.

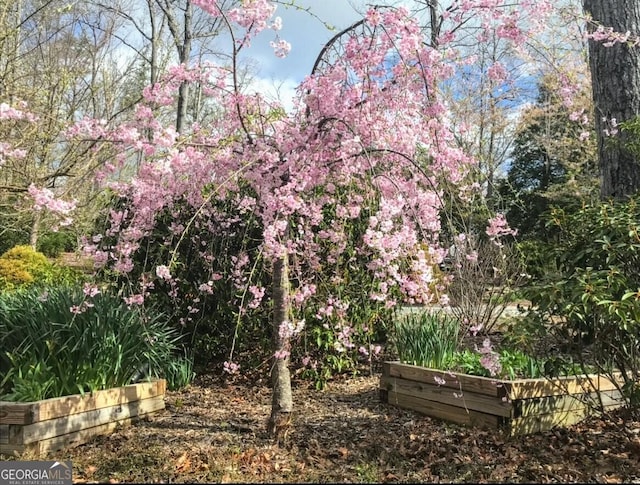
xmin=17 ymin=395 xmax=165 ymax=445
xmin=0 ymin=424 xmax=21 ymax=445
xmin=509 ymin=402 xmax=621 ymax=435
xmin=386 ymin=391 xmax=500 ymax=429
xmin=0 ymin=414 xmax=147 ymax=456
xmin=35 ymin=411 xmax=154 ymax=455
xmin=0 ymin=380 xmax=165 ymax=425
xmin=0 ymin=443 xmax=27 ymax=456
xmin=515 ymin=390 xmax=624 ymax=418
xmin=384 ymin=362 xmax=508 ymax=398
xmin=381 ymin=375 xmax=513 ymax=417
xmin=0 ymin=403 xmax=36 ymax=426
xmin=505 ymin=373 xmax=624 ymax=400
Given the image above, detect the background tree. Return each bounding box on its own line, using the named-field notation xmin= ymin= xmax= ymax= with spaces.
xmin=0 ymin=0 xmax=132 ymax=252
xmin=498 ymin=73 xmax=598 ymax=240
xmin=583 ymin=0 xmax=640 ymax=199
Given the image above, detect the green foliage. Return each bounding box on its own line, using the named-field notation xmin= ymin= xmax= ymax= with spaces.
xmin=95 ymin=184 xmax=397 ymax=388
xmin=515 ymin=239 xmax=558 ymax=280
xmin=37 ymin=230 xmax=76 ymax=257
xmin=449 ymin=348 xmax=545 ymax=380
xmin=94 ymin=191 xmax=271 ymax=368
xmin=390 ymin=309 xmax=590 ymax=380
xmin=0 ymin=209 xmax=30 ymax=256
xmin=0 ymin=245 xmax=83 ymax=291
xmin=163 ymin=353 xmax=196 ymax=391
xmin=0 ymin=245 xmax=52 ymax=286
xmin=522 ymin=198 xmax=640 ymax=406
xmin=393 ymin=311 xmax=460 ymax=369
xmin=0 ymin=285 xmax=187 ymax=401
xmin=620 ymin=115 xmax=640 ymax=158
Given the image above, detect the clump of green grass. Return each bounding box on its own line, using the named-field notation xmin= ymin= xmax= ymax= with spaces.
xmin=393 ymin=311 xmax=460 ymax=370
xmin=0 ymin=285 xmax=193 ymax=401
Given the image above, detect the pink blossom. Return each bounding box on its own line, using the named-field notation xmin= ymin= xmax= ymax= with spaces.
xmin=274 ymin=349 xmax=290 ymax=360
xmin=198 ymin=281 xmax=214 ymax=294
xmin=82 ymin=283 xmax=101 ymax=298
xmin=278 ymin=319 xmax=305 ymax=339
xmin=248 ymin=285 xmax=265 ymax=309
xmin=28 ymin=184 xmax=77 ymax=217
xmin=486 ymin=213 xmax=517 ymax=245
xmin=433 ymin=375 xmax=446 ymax=386
xmin=124 ymin=294 xmax=145 ymax=306
xmin=223 ymin=361 xmax=240 ymax=374
xmin=269 ymin=39 xmax=291 ymax=58
xmin=487 ymin=62 xmax=508 ymax=83
xmin=476 ymin=338 xmax=502 ymax=377
xmin=156 ymin=265 xmax=172 ymax=280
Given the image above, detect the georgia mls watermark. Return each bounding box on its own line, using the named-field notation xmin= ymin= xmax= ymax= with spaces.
xmin=0 ymin=461 xmax=72 ymax=485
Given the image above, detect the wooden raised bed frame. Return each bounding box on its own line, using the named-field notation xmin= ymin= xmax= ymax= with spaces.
xmin=0 ymin=379 xmax=166 ymax=456
xmin=380 ymin=362 xmax=626 ymax=435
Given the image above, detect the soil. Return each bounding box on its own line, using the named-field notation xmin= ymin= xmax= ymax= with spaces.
xmin=5 ymin=371 xmax=640 ymax=484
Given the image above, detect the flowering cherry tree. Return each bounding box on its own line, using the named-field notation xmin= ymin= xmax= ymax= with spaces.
xmin=62 ymin=0 xmax=562 ymax=435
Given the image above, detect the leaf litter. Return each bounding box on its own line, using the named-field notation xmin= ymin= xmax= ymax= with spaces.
xmin=4 ymin=372 xmax=640 ymax=483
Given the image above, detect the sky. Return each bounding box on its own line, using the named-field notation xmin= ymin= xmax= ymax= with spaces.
xmin=239 ymin=0 xmax=372 ymax=109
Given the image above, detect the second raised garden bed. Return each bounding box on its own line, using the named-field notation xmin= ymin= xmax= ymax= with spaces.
xmin=380 ymin=362 xmax=626 ymax=435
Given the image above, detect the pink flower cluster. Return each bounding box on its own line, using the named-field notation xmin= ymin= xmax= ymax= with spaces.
xmin=486 ymin=213 xmax=517 ymax=246
xmin=223 ymin=361 xmax=240 ymax=374
xmin=27 ymin=184 xmax=76 ymax=229
xmin=0 ymin=102 xmax=38 ymax=122
xmin=477 ymin=338 xmax=502 ymax=377
xmin=587 ymin=25 xmax=640 ymax=48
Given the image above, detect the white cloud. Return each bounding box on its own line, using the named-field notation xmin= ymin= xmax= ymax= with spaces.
xmin=244 ymin=75 xmax=300 ymax=113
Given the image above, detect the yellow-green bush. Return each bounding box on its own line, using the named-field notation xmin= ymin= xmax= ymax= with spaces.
xmin=0 ymin=259 xmax=34 ymax=288
xmin=0 ymin=245 xmax=72 ymax=291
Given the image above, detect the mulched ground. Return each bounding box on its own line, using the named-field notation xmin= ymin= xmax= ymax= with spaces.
xmin=6 ymin=371 xmax=640 ymax=484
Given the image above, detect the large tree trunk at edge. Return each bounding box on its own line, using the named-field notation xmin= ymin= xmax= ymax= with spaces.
xmin=267 ymin=253 xmax=293 ymax=445
xmin=583 ymin=0 xmax=640 ymax=200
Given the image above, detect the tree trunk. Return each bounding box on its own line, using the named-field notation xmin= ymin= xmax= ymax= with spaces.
xmin=29 ymin=211 xmax=41 ymax=249
xmin=267 ymin=253 xmax=293 ymax=445
xmin=175 ymin=0 xmax=192 ymax=134
xmin=583 ymin=0 xmax=640 ymax=200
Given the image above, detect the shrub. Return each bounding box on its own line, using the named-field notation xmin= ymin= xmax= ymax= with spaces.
xmin=37 ymin=230 xmax=76 ymax=258
xmin=0 ymin=245 xmax=52 ymax=288
xmin=0 ymin=285 xmax=190 ymax=401
xmin=94 ymin=187 xmax=398 ymax=387
xmin=0 ymin=245 xmax=85 ymax=292
xmin=446 ymin=236 xmax=528 ymax=336
xmin=522 ymin=199 xmax=640 ymax=406
xmin=93 ymin=194 xmax=272 ymax=368
xmin=0 ymin=259 xmax=34 ymax=288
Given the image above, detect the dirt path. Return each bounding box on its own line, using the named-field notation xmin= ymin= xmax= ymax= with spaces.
xmin=6 ymin=374 xmax=640 ymax=483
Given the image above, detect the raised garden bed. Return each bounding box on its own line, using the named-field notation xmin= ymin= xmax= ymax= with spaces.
xmin=380 ymin=362 xmax=626 ymax=435
xmin=0 ymin=379 xmax=166 ymax=456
